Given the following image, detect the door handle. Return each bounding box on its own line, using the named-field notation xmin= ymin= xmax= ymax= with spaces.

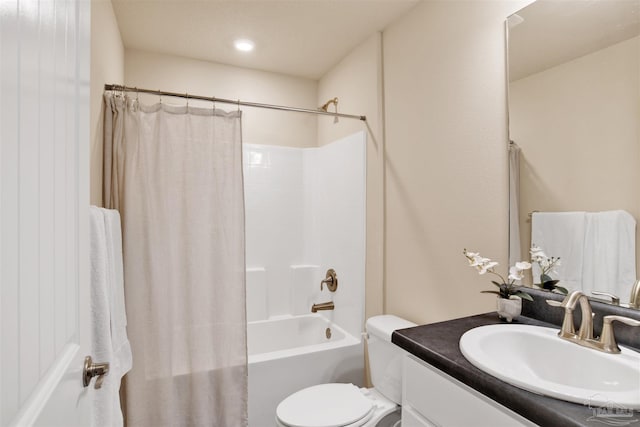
xmin=83 ymin=356 xmax=110 ymax=389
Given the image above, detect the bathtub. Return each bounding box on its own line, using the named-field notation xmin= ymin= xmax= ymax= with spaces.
xmin=248 ymin=314 xmax=364 ymax=427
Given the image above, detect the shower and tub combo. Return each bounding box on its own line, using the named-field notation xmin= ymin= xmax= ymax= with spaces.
xmin=243 ymin=132 xmax=367 ymax=425
xmin=99 ymin=85 xmax=370 ymax=426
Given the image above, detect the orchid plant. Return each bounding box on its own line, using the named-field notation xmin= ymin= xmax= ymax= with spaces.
xmin=530 ymin=244 xmax=568 ymax=295
xmin=463 ymin=249 xmax=533 ymax=301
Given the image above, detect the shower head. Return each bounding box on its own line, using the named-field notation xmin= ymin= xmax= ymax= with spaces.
xmin=320 ymin=97 xmax=338 ymax=112
xmin=320 ymin=97 xmax=340 ymax=123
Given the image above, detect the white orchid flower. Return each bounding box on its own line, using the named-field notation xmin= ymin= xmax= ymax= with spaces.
xmin=464 ymin=250 xmax=480 ymax=266
xmin=469 ymin=255 xmax=487 ymax=264
xmin=463 ymin=249 xmax=500 ymax=277
xmin=530 ymin=245 xmax=547 ymax=261
xmin=469 ymin=256 xmax=483 ymax=267
xmin=508 ymin=266 xmax=525 ymax=281
xmin=508 ymin=261 xmax=531 ymax=281
xmin=477 ymin=256 xmax=492 ymax=266
xmin=463 ymin=248 xmax=534 ymax=301
xmin=532 ymin=252 xmax=547 ymax=262
xmin=478 ymin=261 xmax=498 ymax=274
xmin=548 ymin=258 xmax=561 ymax=275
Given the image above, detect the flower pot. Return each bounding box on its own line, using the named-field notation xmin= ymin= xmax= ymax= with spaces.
xmin=496 ymin=296 xmax=522 ymax=322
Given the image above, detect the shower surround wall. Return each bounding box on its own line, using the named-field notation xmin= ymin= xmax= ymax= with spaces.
xmin=244 ymin=131 xmax=366 ymax=339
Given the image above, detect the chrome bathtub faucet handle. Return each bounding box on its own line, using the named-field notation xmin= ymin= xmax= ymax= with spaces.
xmin=599 ymin=315 xmax=640 ymax=354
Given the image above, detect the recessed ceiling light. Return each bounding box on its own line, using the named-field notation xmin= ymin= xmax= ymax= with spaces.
xmin=234 ymin=39 xmax=255 ymax=52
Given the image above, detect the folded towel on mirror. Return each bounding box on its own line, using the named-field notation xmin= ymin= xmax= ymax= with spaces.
xmin=532 ymin=210 xmax=636 ymax=299
xmin=582 ymin=210 xmax=636 ymax=299
xmin=531 ymin=211 xmax=587 ymax=293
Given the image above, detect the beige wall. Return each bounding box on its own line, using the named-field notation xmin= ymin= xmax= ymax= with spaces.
xmin=510 ymin=36 xmax=640 ymax=281
xmin=124 ymin=50 xmax=318 ymax=148
xmin=90 ymin=0 xmax=124 ymax=206
xmin=382 ymin=0 xmax=531 ymax=325
xmin=90 ymin=1 xmax=539 ymax=326
xmin=317 ymin=34 xmax=385 ymax=319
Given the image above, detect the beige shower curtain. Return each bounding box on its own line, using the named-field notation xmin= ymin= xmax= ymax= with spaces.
xmin=509 ymin=141 xmax=522 ymax=267
xmin=103 ymin=93 xmax=247 ymax=427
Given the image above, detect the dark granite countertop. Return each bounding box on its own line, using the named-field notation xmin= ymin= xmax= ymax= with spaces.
xmin=392 ymin=312 xmax=640 ymax=427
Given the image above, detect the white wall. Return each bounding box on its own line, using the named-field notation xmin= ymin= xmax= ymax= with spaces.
xmin=124 ymin=49 xmax=318 ymax=148
xmin=510 ymin=36 xmax=640 ymax=277
xmin=244 ymin=145 xmax=305 ymax=319
xmin=382 ymin=0 xmax=531 ymax=324
xmin=90 ymin=0 xmax=124 ymax=206
xmin=308 ymin=132 xmax=366 ymax=337
xmin=244 ymin=133 xmax=366 ymax=338
xmin=317 ymin=34 xmax=385 ymax=319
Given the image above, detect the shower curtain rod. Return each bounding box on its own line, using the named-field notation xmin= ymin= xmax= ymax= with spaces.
xmin=104 ymin=84 xmax=367 ymax=121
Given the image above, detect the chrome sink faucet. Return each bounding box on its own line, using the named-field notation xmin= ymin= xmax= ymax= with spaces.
xmin=547 ymin=290 xmax=640 ymax=354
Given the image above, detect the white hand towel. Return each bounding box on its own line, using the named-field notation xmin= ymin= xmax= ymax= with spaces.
xmin=582 ymin=210 xmax=636 ymax=299
xmin=103 ymin=209 xmax=133 ymax=377
xmin=90 ymin=206 xmax=132 ymax=427
xmin=531 ymin=212 xmax=586 ymax=292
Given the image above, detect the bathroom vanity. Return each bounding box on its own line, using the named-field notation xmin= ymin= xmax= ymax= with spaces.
xmin=402 ymin=350 xmax=535 ymax=427
xmin=393 ymin=304 xmax=640 ymax=427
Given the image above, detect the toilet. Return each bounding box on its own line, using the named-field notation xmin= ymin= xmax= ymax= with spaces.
xmin=275 ymin=315 xmax=417 ymax=427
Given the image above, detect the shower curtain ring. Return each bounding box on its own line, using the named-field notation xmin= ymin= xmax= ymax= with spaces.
xmin=237 ymin=99 xmax=240 ymax=112
xmin=186 ymin=92 xmax=189 ymax=107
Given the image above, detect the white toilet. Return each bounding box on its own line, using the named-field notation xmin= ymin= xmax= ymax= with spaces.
xmin=275 ymin=315 xmax=417 ymax=427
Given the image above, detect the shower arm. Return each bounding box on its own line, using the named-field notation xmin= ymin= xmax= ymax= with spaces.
xmin=320 ymin=97 xmax=338 ymax=112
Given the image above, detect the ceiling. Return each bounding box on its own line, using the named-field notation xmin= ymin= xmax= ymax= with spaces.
xmin=508 ymin=0 xmax=640 ymax=81
xmin=111 ymin=0 xmax=420 ymax=80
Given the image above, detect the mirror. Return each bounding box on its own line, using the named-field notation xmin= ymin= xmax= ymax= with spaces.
xmin=506 ymin=0 xmax=640 ymax=307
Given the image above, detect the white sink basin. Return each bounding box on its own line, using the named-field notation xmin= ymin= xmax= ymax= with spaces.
xmin=459 ymin=324 xmax=640 ymax=409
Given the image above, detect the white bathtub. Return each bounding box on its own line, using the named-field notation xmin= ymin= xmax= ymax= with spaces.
xmin=248 ymin=314 xmax=364 ymax=427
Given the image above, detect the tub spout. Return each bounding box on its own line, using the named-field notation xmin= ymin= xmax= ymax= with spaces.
xmin=311 ymin=301 xmax=334 ymax=313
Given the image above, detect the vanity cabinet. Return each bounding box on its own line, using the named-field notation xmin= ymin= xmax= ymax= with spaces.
xmin=401 ymin=354 xmax=538 ymax=427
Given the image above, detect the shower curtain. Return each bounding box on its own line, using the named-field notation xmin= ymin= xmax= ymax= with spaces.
xmin=103 ymin=93 xmax=247 ymax=427
xmin=509 ymin=142 xmax=522 ymax=266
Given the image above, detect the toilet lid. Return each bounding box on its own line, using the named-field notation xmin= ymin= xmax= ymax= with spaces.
xmin=276 ymin=383 xmax=374 ymax=427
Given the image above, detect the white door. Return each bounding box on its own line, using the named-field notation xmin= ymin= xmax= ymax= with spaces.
xmin=1 ymin=0 xmax=92 ymax=425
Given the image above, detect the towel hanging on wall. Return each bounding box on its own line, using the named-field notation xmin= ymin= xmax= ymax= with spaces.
xmin=89 ymin=206 xmax=132 ymax=427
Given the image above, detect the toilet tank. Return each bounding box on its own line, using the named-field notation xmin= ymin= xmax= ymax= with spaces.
xmin=366 ymin=315 xmax=417 ymax=405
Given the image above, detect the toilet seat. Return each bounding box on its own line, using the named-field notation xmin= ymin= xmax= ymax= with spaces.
xmin=276 ymin=383 xmax=376 ymax=427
